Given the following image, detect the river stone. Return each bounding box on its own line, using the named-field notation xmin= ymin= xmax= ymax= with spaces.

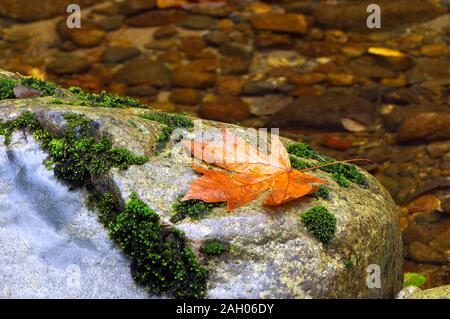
xmin=407 ymin=285 xmax=450 ymax=299
xmin=114 ymin=58 xmax=172 ymax=88
xmin=0 ymin=71 xmax=402 ymax=298
xmin=0 ymin=132 xmax=148 ymax=298
xmin=0 ymin=0 xmax=96 ymax=22
xmin=265 ymin=93 xmax=377 ymax=131
xmin=315 ymin=0 xmax=445 ymax=32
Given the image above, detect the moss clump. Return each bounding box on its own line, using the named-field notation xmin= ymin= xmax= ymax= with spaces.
xmin=287 ymin=143 xmax=368 ymax=188
xmin=140 ymin=112 xmax=194 ymax=153
xmin=109 ymin=193 xmax=208 ymax=299
xmin=344 ymin=259 xmax=354 ymax=271
xmin=289 ymin=155 xmax=313 ymax=170
xmin=309 ymin=185 xmax=330 ymax=200
xmin=0 ymin=111 xmax=42 ymax=145
xmin=87 ymin=191 xmax=118 ymax=226
xmin=0 ymin=112 xmax=148 ymax=188
xmin=301 ymin=206 xmax=336 ymax=245
xmin=403 ymin=272 xmax=427 ymax=288
xmin=171 ymin=198 xmax=223 ymax=223
xmin=202 ymin=239 xmax=230 ymax=258
xmin=0 ymin=76 xmax=59 ymax=100
xmin=45 ymin=113 xmax=147 ymax=188
xmin=68 ymin=86 xmax=142 ymax=109
xmin=19 ymin=76 xmax=58 ymax=96
xmin=0 ymin=77 xmax=17 ymax=99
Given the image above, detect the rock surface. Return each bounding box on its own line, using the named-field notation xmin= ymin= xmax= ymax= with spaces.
xmin=407 ymin=285 xmax=450 ymax=299
xmin=0 ymin=73 xmax=403 ymax=298
xmin=0 ymin=132 xmax=148 ymax=298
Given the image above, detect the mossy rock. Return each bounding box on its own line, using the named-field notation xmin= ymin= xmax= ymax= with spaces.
xmin=0 ymin=69 xmax=403 ymax=298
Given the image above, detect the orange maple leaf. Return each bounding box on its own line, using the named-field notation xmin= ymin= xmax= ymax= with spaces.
xmin=182 ymin=129 xmax=325 ymax=211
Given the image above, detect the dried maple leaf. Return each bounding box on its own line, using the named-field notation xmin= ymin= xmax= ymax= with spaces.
xmin=182 ymin=129 xmax=325 ymax=211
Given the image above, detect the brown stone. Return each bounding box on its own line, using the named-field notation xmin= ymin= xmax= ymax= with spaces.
xmin=173 ymin=67 xmax=216 ymax=89
xmin=326 ymin=73 xmax=356 ymax=86
xmin=255 ymin=32 xmax=292 ymax=48
xmin=287 ymin=72 xmax=326 ymax=86
xmin=396 ymin=112 xmax=450 ymax=144
xmin=296 ymin=41 xmax=342 ymax=57
xmin=315 ymin=0 xmax=445 ymax=32
xmin=0 ymin=0 xmax=96 ymax=21
xmin=216 ymin=76 xmax=243 ymax=96
xmin=178 ymin=36 xmax=207 ymax=55
xmin=426 ymin=141 xmax=450 ymax=159
xmin=199 ymin=96 xmax=250 ymax=123
xmin=421 ymin=43 xmax=450 ymax=57
xmin=71 ymin=29 xmax=106 ymax=47
xmin=153 ymin=25 xmax=178 ymax=39
xmin=407 ymin=242 xmax=447 ymax=265
xmin=169 ymin=89 xmax=204 ymax=105
xmin=46 ymin=54 xmax=91 ymax=75
xmin=114 ymin=58 xmax=172 ymax=87
xmin=127 ymin=10 xmax=188 ymax=27
xmin=250 ymin=13 xmax=310 ymax=34
xmin=220 ymin=56 xmax=249 ymax=75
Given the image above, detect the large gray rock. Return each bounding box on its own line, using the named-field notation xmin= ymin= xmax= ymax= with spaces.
xmin=408 ymin=285 xmax=450 ymax=299
xmin=0 ymin=70 xmax=403 ymax=298
xmin=0 ymin=132 xmax=148 ymax=298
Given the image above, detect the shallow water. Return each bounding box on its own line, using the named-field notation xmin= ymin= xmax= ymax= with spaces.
xmin=0 ymin=132 xmax=148 ymax=298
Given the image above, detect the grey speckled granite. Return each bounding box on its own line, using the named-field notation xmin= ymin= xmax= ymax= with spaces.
xmin=0 ymin=132 xmax=149 ymax=299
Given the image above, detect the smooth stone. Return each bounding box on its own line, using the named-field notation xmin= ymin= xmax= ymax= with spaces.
xmin=102 ymin=46 xmax=141 ymax=64
xmin=114 ymin=58 xmax=172 ymax=88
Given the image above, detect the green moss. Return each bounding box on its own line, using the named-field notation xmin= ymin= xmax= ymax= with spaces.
xmin=289 ymin=155 xmax=313 ymax=170
xmin=287 ymin=143 xmax=368 ymax=188
xmin=87 ymin=191 xmax=118 ymax=226
xmin=0 ymin=77 xmax=17 ymax=99
xmin=300 ymin=206 xmax=336 ymax=245
xmin=171 ymin=198 xmax=223 ymax=223
xmin=68 ymin=86 xmax=143 ymax=108
xmin=109 ymin=193 xmax=208 ymax=299
xmin=0 ymin=76 xmax=59 ymax=100
xmin=0 ymin=112 xmax=148 ymax=188
xmin=19 ymin=77 xmax=58 ymax=96
xmin=140 ymin=112 xmax=194 ymax=153
xmin=1 ymin=110 xmax=207 ymax=298
xmin=403 ymin=272 xmax=427 ymax=288
xmin=309 ymin=185 xmax=330 ymax=200
xmin=344 ymin=259 xmax=354 ymax=271
xmin=202 ymin=239 xmax=230 ymax=258
xmin=287 ymin=143 xmax=331 ymax=162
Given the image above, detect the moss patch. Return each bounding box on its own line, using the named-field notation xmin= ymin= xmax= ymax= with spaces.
xmin=171 ymin=198 xmax=224 ymax=223
xmin=140 ymin=112 xmax=194 ymax=153
xmin=344 ymin=259 xmax=355 ymax=271
xmin=287 ymin=142 xmax=368 ymax=188
xmin=0 ymin=77 xmax=17 ymax=99
xmin=403 ymin=272 xmax=427 ymax=288
xmin=309 ymin=185 xmax=331 ymax=200
xmin=201 ymin=239 xmax=230 ymax=258
xmin=300 ymin=206 xmax=336 ymax=245
xmin=109 ymin=193 xmax=208 ymax=299
xmin=0 ymin=76 xmax=59 ymax=100
xmin=68 ymin=86 xmax=143 ymax=109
